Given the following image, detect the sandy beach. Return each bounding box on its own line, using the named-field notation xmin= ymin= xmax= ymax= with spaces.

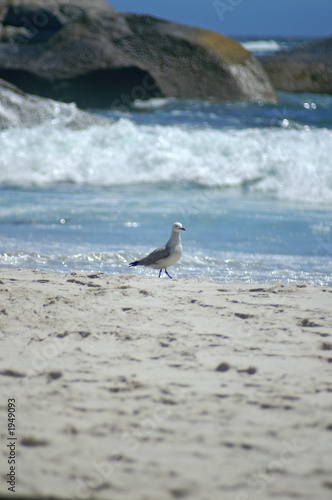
xmin=0 ymin=266 xmax=332 ymax=500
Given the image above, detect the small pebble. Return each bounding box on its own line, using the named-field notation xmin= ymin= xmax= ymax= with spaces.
xmin=216 ymin=362 xmax=231 ymax=372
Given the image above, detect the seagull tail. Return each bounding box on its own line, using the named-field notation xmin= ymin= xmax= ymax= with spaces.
xmin=129 ymin=260 xmax=139 ymax=267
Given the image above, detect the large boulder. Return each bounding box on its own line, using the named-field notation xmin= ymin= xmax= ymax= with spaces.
xmin=0 ymin=77 xmax=112 ymax=129
xmin=260 ymin=36 xmax=332 ymax=94
xmin=0 ymin=0 xmax=278 ymax=108
xmin=0 ymin=0 xmax=115 ymax=42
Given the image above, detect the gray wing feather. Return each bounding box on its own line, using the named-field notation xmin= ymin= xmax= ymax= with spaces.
xmin=139 ymin=245 xmax=171 ymax=266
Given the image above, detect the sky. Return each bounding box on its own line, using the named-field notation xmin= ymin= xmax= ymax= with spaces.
xmin=107 ymin=0 xmax=331 ymax=38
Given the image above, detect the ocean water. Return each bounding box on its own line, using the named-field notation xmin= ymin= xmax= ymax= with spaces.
xmin=238 ymin=37 xmax=312 ymax=56
xmin=1 ymin=38 xmax=332 ymax=285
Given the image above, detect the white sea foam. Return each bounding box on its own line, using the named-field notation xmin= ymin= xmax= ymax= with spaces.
xmin=1 ymin=118 xmax=332 ymax=203
xmin=1 ymin=246 xmax=331 ymax=285
xmin=132 ymin=98 xmax=174 ymax=110
xmin=240 ymin=39 xmax=283 ymax=53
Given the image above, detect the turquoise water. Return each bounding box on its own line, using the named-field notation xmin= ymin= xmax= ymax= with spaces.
xmin=1 ymin=181 xmax=331 ymax=284
xmin=1 ymin=42 xmax=332 ymax=284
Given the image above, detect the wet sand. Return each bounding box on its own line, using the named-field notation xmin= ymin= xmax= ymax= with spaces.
xmin=0 ymin=267 xmax=332 ymax=500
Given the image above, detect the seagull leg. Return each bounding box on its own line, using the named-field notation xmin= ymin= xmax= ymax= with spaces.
xmin=165 ymin=269 xmax=172 ymax=279
xmin=158 ymin=269 xmax=162 ymax=278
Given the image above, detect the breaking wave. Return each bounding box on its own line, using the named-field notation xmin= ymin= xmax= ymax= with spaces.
xmin=1 ymin=118 xmax=332 ymax=203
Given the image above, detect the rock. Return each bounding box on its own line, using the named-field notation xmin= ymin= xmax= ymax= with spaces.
xmin=260 ymin=35 xmax=332 ymax=94
xmin=0 ymin=0 xmax=115 ymax=43
xmin=0 ymin=77 xmax=112 ymax=129
xmin=0 ymin=0 xmax=278 ymax=108
xmin=216 ymin=362 xmax=231 ymax=372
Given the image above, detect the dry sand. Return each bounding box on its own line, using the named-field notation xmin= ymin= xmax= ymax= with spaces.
xmin=0 ymin=267 xmax=332 ymax=500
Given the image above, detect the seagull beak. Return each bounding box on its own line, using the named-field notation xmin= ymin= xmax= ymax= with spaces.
xmin=181 ymin=227 xmax=186 ymax=231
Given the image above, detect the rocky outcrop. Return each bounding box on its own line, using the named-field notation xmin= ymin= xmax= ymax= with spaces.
xmin=260 ymin=36 xmax=332 ymax=94
xmin=0 ymin=0 xmax=115 ymax=43
xmin=0 ymin=0 xmax=278 ymax=108
xmin=0 ymin=77 xmax=112 ymax=129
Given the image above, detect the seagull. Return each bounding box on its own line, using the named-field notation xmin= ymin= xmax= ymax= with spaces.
xmin=129 ymin=222 xmax=186 ymax=278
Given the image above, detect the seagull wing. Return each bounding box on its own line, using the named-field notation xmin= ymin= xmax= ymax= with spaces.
xmin=139 ymin=245 xmax=171 ymax=266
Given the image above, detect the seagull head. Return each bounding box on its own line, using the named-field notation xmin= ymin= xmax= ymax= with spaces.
xmin=172 ymin=222 xmax=186 ymax=232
